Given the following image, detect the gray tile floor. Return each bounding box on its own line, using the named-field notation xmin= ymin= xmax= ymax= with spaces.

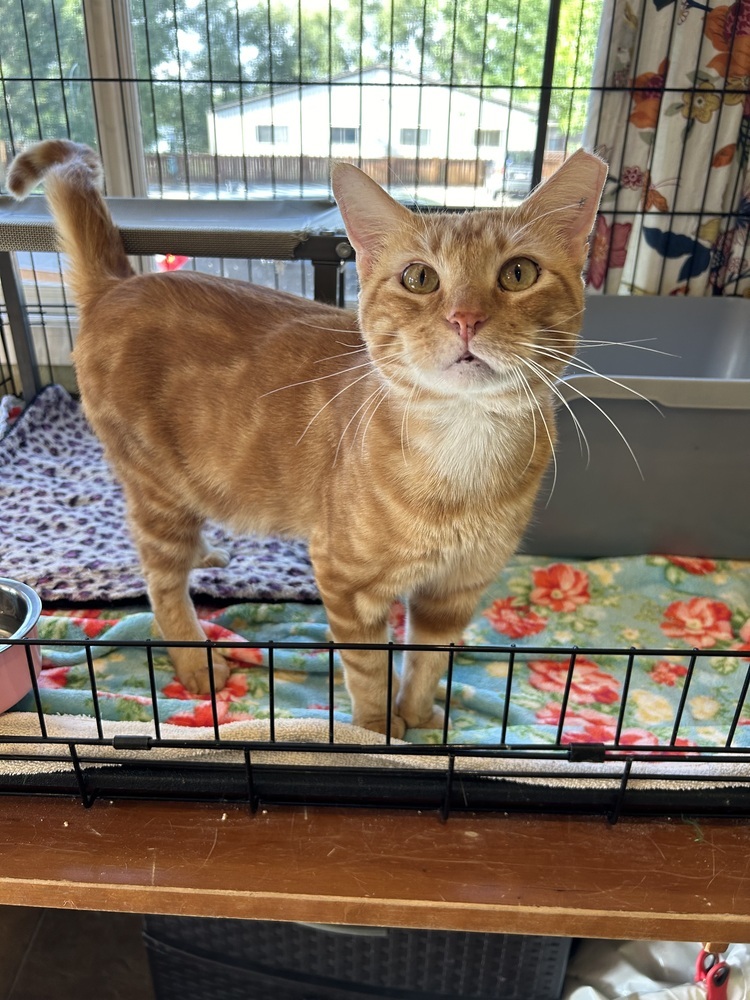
xmin=0 ymin=906 xmax=155 ymax=1000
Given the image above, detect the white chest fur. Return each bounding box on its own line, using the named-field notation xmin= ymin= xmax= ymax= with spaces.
xmin=420 ymin=401 xmax=527 ymax=490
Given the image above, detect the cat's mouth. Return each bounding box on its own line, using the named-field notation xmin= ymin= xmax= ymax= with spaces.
xmin=451 ymin=351 xmax=494 ymax=373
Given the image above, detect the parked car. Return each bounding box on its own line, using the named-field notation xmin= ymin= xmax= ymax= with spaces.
xmin=488 ymin=151 xmax=535 ymax=199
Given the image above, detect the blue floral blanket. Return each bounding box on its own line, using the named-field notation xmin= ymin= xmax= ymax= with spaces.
xmin=21 ymin=554 xmax=750 ymax=748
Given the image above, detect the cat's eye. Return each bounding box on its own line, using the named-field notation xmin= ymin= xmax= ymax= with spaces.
xmin=498 ymin=257 xmax=539 ymax=292
xmin=402 ymin=263 xmax=440 ymax=294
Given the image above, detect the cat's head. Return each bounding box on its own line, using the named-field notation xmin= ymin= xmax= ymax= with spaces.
xmin=332 ymin=151 xmax=607 ymax=405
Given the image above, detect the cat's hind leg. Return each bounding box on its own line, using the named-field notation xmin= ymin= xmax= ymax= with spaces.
xmin=195 ymin=534 xmax=230 ymax=569
xmin=126 ymin=492 xmax=230 ymax=695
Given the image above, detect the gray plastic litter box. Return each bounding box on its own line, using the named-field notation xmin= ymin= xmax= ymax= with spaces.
xmin=523 ymin=295 xmax=749 ymax=559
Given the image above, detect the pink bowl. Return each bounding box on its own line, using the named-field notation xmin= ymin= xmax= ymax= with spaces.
xmin=0 ymin=578 xmax=42 ymax=713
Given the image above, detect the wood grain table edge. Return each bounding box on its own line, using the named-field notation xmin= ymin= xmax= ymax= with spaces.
xmin=0 ymin=878 xmax=748 ymax=940
xmin=1 ymin=798 xmax=748 ymax=939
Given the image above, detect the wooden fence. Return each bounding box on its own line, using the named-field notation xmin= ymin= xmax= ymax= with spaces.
xmin=145 ymin=154 xmax=490 ymax=190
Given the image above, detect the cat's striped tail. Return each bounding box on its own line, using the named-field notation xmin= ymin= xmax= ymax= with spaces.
xmin=7 ymin=140 xmax=133 ymax=308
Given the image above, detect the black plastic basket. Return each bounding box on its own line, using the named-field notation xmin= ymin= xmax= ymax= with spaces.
xmin=143 ymin=915 xmax=571 ymax=1000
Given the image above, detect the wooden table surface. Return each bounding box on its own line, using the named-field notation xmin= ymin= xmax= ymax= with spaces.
xmin=0 ymin=797 xmax=748 ymax=940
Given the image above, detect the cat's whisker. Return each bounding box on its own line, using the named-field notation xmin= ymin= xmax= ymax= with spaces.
xmin=504 ymin=200 xmax=594 ymax=244
xmin=293 ymin=320 xmax=360 ymax=335
xmin=296 ymin=368 xmax=380 ymax=444
xmin=333 ymin=385 xmax=384 ymax=467
xmin=574 ymin=338 xmax=677 ymax=358
xmin=503 ymin=192 xmax=531 ymax=228
xmin=315 ymin=346 xmax=369 ymax=364
xmin=400 ymin=383 xmax=420 ymax=466
xmin=508 ymin=367 xmax=539 ymax=476
xmin=260 ymin=358 xmax=377 ymax=397
xmin=524 ymin=354 xmax=644 ymax=479
xmin=534 ymin=319 xmax=677 ymax=359
xmin=517 ymin=354 xmax=591 ymax=468
xmin=523 ymin=343 xmax=663 ymax=415
xmin=352 ymin=383 xmax=387 ymax=450
xmin=538 ymin=306 xmax=586 ymax=328
xmin=297 ymin=351 xmax=401 ymax=444
xmin=509 ymin=356 xmax=558 ymax=504
xmin=534 ymin=332 xmax=675 ymax=358
xmin=359 ymin=385 xmax=390 ymax=455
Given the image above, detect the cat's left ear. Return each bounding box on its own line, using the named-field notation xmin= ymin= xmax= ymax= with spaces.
xmin=523 ymin=149 xmax=607 ymax=257
xmin=332 ymin=163 xmax=414 ymax=277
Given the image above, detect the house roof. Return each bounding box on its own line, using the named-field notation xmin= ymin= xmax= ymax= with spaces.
xmin=213 ymin=66 xmax=527 ymax=116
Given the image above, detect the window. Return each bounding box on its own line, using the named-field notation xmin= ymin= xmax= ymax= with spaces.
xmin=330 ymin=127 xmax=359 ymax=144
xmin=475 ymin=129 xmax=501 ymax=147
xmin=0 ymin=0 xmax=614 ymax=391
xmin=0 ymin=1 xmax=606 ymax=208
xmin=400 ymin=128 xmax=430 ymax=146
xmin=256 ymin=125 xmax=288 ymax=144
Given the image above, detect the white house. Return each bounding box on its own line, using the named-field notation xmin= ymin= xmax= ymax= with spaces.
xmin=208 ymin=67 xmax=539 ymax=163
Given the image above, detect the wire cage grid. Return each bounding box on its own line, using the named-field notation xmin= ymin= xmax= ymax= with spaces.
xmin=2 ymin=630 xmax=750 ymax=820
xmin=0 ymin=0 xmax=748 ymax=821
xmin=1 ymin=0 xmax=749 ymax=382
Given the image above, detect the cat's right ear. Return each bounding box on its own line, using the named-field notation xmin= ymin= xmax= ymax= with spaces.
xmin=331 ymin=163 xmax=413 ymax=277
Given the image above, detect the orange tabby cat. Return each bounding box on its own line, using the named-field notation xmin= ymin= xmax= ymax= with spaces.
xmin=8 ymin=139 xmax=606 ymax=737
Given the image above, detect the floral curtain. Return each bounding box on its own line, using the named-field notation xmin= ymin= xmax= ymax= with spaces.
xmin=583 ymin=0 xmax=750 ymax=295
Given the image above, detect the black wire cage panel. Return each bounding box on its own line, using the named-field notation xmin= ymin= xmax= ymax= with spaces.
xmin=2 ymin=633 xmax=749 ymax=821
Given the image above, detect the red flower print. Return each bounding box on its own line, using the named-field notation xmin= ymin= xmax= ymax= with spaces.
xmin=621 ymin=165 xmax=645 ymax=190
xmin=704 ymin=0 xmax=750 ymax=79
xmin=167 ymin=701 xmax=230 ymax=727
xmin=629 ymin=59 xmax=669 ymax=129
xmin=389 ymin=601 xmax=406 ymax=642
xmin=665 ymin=556 xmax=717 ymax=575
xmin=660 ymin=598 xmax=733 ymax=649
xmin=731 ymin=618 xmax=750 ymax=658
xmin=615 ymin=729 xmax=661 ymax=746
xmin=586 ymin=216 xmax=632 ymax=289
xmin=536 ymin=703 xmax=694 ymax=748
xmin=166 ymin=701 xmax=253 ymax=727
xmin=528 ymin=658 xmax=619 ymax=704
xmin=199 ymin=621 xmax=264 ymax=666
xmin=38 ymin=666 xmax=70 ymax=688
xmin=530 ymin=563 xmax=590 ymax=613
xmin=484 ymin=597 xmax=548 ymax=639
xmin=69 ymin=616 xmax=119 ymax=638
xmin=162 ymin=679 xmax=191 ymax=700
xmin=649 ymin=660 xmax=689 ymax=686
xmin=163 ymin=672 xmax=249 ymax=702
xmin=535 ymin=703 xmax=657 ymax=744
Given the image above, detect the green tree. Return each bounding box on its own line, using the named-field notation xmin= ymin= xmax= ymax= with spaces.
xmin=131 ymin=0 xmax=365 ymax=153
xmin=1 ymin=0 xmax=602 ymax=158
xmin=0 ymin=0 xmax=96 ymax=151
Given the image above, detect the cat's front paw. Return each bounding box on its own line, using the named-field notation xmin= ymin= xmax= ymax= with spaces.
xmin=356 ymin=715 xmax=407 ymax=740
xmin=398 ymin=704 xmax=445 ymax=731
xmin=173 ymin=648 xmax=231 ymax=696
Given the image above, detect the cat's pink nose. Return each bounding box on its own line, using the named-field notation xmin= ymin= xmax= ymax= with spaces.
xmin=448 ymin=309 xmax=487 ymax=345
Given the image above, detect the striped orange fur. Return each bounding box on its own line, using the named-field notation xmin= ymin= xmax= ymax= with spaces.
xmin=8 ymin=140 xmax=606 ymax=736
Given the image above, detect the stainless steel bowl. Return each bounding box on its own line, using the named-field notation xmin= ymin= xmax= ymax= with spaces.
xmin=0 ymin=578 xmax=43 ymax=713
